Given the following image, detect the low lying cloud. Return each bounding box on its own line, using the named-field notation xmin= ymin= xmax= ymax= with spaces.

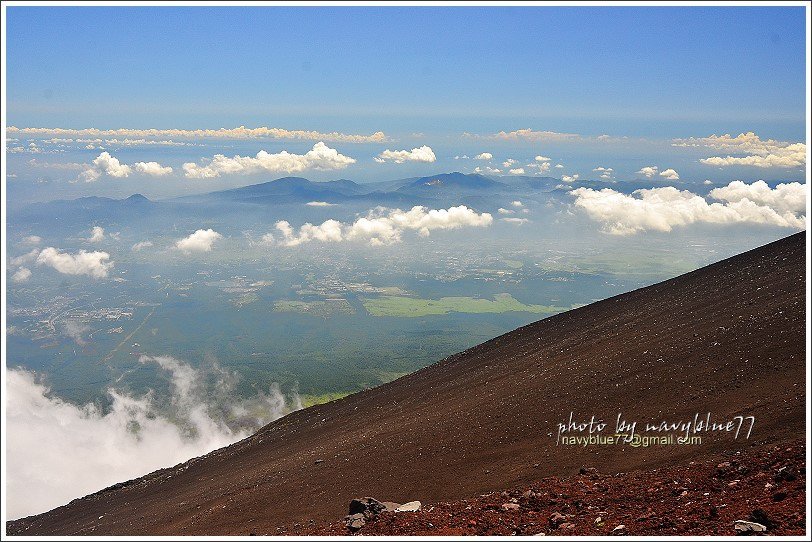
xmin=182 ymin=142 xmax=355 ymax=178
xmin=7 ymin=125 xmax=388 ymax=144
xmin=62 ymin=320 xmax=89 ymax=346
xmin=636 ymin=166 xmax=679 ymax=180
xmin=571 ymin=180 xmax=807 ymax=235
xmin=673 ymin=132 xmax=806 ymax=169
xmin=509 ymin=168 xmax=525 ymax=175
xmin=305 ymin=201 xmax=337 ymax=207
xmin=10 ymin=249 xmax=39 ymax=267
xmin=175 ymin=229 xmax=222 ymax=253
xmin=709 ymin=180 xmax=806 ymax=215
xmin=22 ymin=235 xmax=42 ymax=245
xmin=11 ymin=267 xmax=32 ymax=283
xmin=501 ymin=217 xmax=529 ymax=225
xmin=374 ymin=145 xmax=436 ymax=164
xmin=131 ymin=240 xmax=153 ymax=252
xmin=5 ymin=355 xmax=300 ymax=519
xmin=35 ymin=247 xmax=113 ymax=278
xmin=471 ymin=128 xmax=582 ymax=142
xmin=659 ymin=168 xmax=680 ymax=180
xmin=266 ymin=205 xmax=493 ymax=247
xmin=134 ymin=161 xmax=173 ymax=176
xmin=637 ymin=166 xmax=658 ymax=178
xmin=88 ymin=226 xmax=105 ymax=243
xmin=593 ymin=166 xmax=614 ymax=179
xmin=79 ymin=152 xmax=173 ymax=182
xmin=474 ymin=152 xmax=493 ymax=160
xmin=474 ymin=166 xmax=501 ymax=175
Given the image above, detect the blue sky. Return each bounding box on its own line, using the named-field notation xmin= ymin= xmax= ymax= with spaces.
xmin=3 ymin=5 xmax=809 ymax=199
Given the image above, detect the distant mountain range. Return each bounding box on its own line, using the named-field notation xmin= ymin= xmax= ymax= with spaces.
xmin=10 ymin=172 xmax=705 ymax=230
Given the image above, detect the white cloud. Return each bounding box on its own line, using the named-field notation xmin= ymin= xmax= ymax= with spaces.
xmin=511 ymin=201 xmax=524 ymax=208
xmin=183 ymin=142 xmax=355 ymax=178
xmin=637 ymin=166 xmax=659 ymax=178
xmin=497 ymin=208 xmax=515 ymax=215
xmin=10 ymin=249 xmax=40 ymax=267
xmin=12 ymin=267 xmax=32 ymax=283
xmin=509 ymin=168 xmax=526 ymax=175
xmin=269 ymin=205 xmax=493 ymax=247
xmin=570 ymin=181 xmax=807 ymax=235
xmin=88 ymin=226 xmax=105 ymax=243
xmin=593 ymin=166 xmax=614 ymax=179
xmin=555 ymin=164 xmax=564 ymax=169
xmin=474 ymin=152 xmax=493 ymax=160
xmin=22 ymin=235 xmax=42 ymax=245
xmin=7 ymin=125 xmax=388 ymax=144
xmin=5 ymin=357 xmax=299 ymax=519
xmin=131 ymin=240 xmax=154 ymax=252
xmin=500 ymin=217 xmax=529 ymax=225
xmin=673 ymin=132 xmax=806 ymax=169
xmin=709 ymin=180 xmax=806 ymax=215
xmin=503 ymin=158 xmax=518 ymax=168
xmin=471 ymin=128 xmax=582 ymax=142
xmin=527 ymin=161 xmax=552 ymax=174
xmin=134 ymin=161 xmax=173 ymax=176
xmin=79 ymin=152 xmax=172 ymax=182
xmin=305 ymin=201 xmax=337 ymax=207
xmin=473 ymin=166 xmax=501 ymax=175
xmin=659 ymin=168 xmax=680 ymax=180
xmin=374 ymin=145 xmax=436 ymax=164
xmin=80 ymin=152 xmax=130 ymax=181
xmin=535 ymin=155 xmax=552 ymax=162
xmin=36 ymin=247 xmax=113 ymax=278
xmin=272 ymin=219 xmax=344 ymax=247
xmin=562 ymin=174 xmax=580 ymax=183
xmin=175 ymin=229 xmax=222 ymax=253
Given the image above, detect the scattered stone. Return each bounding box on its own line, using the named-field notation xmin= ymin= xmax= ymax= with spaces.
xmin=733 ymin=520 xmax=767 ymax=534
xmin=395 ymin=501 xmax=422 ymax=513
xmin=612 ymin=524 xmax=627 ymax=535
xmin=774 ymin=466 xmax=797 ymax=483
xmin=348 ymin=497 xmax=387 ymax=517
xmin=772 ymin=491 xmax=787 ymax=502
xmin=717 ymin=461 xmax=731 ymax=469
xmin=749 ymin=509 xmax=772 ymax=529
xmin=314 ymin=459 xmax=324 ymax=464
xmin=501 ymin=503 xmax=521 ymax=511
xmin=549 ymin=512 xmax=566 ymax=527
xmin=559 ymin=522 xmax=575 ymax=530
xmin=345 ymin=513 xmax=366 ymax=532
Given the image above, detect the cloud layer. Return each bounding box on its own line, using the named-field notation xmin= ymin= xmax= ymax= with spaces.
xmin=5 ymin=356 xmax=299 ymax=519
xmin=8 ymin=125 xmax=388 ymax=144
xmin=571 ymin=181 xmax=807 ymax=235
xmin=182 ymin=142 xmax=355 ymax=178
xmin=267 ymin=205 xmax=493 ymax=247
xmin=673 ymin=132 xmax=806 ymax=169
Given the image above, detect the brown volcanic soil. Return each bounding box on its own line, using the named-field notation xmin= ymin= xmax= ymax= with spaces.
xmin=7 ymin=232 xmax=807 ymax=536
xmin=308 ymin=441 xmax=806 ymax=536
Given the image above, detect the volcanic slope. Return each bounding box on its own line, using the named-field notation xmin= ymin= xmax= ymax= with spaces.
xmin=8 ymin=232 xmax=806 ymax=535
